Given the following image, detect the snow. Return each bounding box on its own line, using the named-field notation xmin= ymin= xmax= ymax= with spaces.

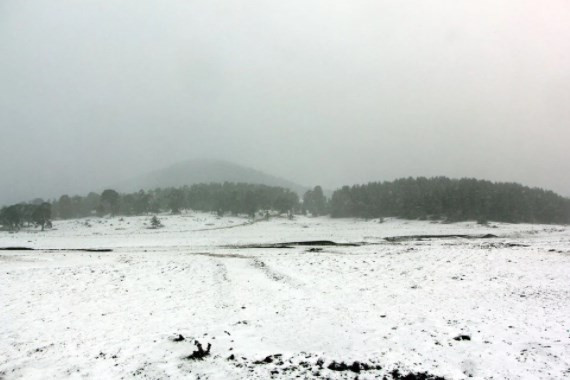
xmin=1 ymin=213 xmax=569 ymax=379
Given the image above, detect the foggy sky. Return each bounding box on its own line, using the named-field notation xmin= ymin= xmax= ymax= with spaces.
xmin=1 ymin=0 xmax=569 ymax=205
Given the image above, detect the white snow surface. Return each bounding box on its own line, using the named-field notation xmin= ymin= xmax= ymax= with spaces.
xmin=1 ymin=213 xmax=569 ymax=379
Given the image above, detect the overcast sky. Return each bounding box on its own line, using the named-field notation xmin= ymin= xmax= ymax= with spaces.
xmin=1 ymin=0 xmax=569 ymax=205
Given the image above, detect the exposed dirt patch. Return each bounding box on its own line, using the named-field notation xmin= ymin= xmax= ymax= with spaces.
xmin=222 ymin=351 xmax=446 ymax=379
xmin=385 ymin=234 xmax=498 ymax=242
xmin=227 ymin=240 xmax=363 ymax=249
xmin=0 ymin=247 xmax=112 ymax=252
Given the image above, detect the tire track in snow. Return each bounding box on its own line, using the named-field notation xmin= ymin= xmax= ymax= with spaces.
xmin=250 ymin=258 xmax=300 ymax=286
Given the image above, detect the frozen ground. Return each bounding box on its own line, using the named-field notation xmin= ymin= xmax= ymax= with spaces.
xmin=1 ymin=213 xmax=569 ymax=379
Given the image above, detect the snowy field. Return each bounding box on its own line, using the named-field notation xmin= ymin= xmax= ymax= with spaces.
xmin=1 ymin=213 xmax=570 ymax=379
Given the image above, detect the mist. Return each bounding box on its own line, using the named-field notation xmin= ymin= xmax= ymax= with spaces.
xmin=1 ymin=0 xmax=569 ymax=205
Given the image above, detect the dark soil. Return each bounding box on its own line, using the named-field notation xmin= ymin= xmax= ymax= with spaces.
xmin=228 ymin=240 xmax=363 ymax=249
xmin=222 ymin=351 xmax=444 ymax=379
xmin=390 ymin=368 xmax=447 ymax=380
xmin=0 ymin=247 xmax=112 ymax=252
xmin=385 ymin=234 xmax=498 ymax=242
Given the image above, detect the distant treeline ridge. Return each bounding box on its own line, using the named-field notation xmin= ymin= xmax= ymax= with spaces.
xmin=1 ymin=177 xmax=569 ymax=230
xmin=330 ymin=177 xmax=570 ymax=224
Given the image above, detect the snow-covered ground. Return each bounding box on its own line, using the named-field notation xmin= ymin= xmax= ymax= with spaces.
xmin=1 ymin=213 xmax=569 ymax=379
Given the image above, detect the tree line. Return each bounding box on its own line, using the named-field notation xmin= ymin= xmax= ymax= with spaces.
xmin=0 ymin=201 xmax=52 ymax=231
xmin=2 ymin=177 xmax=569 ymax=231
xmin=1 ymin=182 xmax=308 ymax=230
xmin=329 ymin=177 xmax=570 ymax=224
xmin=52 ymin=183 xmax=303 ymax=219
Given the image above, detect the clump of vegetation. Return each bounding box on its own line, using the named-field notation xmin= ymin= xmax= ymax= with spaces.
xmin=330 ymin=177 xmax=570 ymax=224
xmin=30 ymin=183 xmax=299 ymax=221
xmin=149 ymin=215 xmax=163 ymax=229
xmin=1 ymin=182 xmax=303 ymax=231
xmin=0 ymin=202 xmax=52 ymax=232
xmin=184 ymin=341 xmax=211 ymax=361
xmin=168 ymin=189 xmax=184 ymax=214
xmin=303 ymin=185 xmax=328 ymax=216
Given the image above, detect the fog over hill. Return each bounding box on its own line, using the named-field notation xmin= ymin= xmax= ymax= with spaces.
xmin=115 ymin=160 xmax=307 ymax=195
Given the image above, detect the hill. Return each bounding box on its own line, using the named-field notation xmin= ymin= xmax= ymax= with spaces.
xmin=116 ymin=159 xmax=307 ymax=194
